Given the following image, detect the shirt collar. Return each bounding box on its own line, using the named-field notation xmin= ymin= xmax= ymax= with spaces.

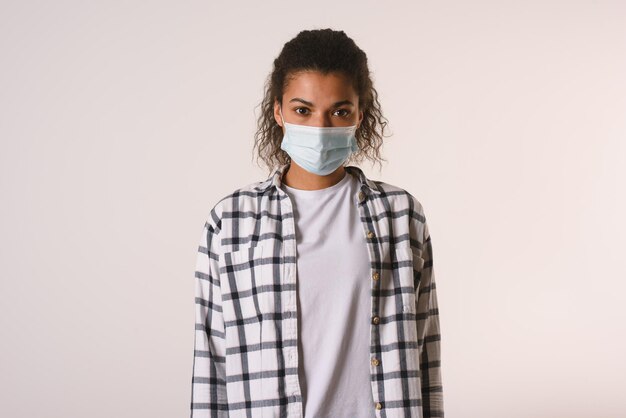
xmin=252 ymin=162 xmax=382 ymax=195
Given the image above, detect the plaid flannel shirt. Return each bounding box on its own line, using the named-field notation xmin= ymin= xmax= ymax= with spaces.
xmin=191 ymin=162 xmax=444 ymax=418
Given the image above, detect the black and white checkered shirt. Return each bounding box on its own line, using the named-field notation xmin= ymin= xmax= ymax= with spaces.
xmin=191 ymin=162 xmax=444 ymax=417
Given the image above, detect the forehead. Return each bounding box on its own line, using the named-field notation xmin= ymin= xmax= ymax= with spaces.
xmin=283 ymin=70 xmax=357 ymax=103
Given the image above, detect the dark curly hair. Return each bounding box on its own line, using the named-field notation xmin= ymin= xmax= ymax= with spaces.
xmin=252 ymin=28 xmax=391 ymax=174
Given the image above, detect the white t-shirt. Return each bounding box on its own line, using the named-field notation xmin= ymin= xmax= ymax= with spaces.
xmin=281 ymin=170 xmax=376 ymax=418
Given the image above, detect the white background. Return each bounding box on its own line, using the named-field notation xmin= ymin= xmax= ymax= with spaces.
xmin=1 ymin=1 xmax=625 ymax=417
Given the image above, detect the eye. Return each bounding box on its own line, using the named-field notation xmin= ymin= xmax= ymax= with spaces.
xmin=294 ymin=107 xmax=310 ymax=115
xmin=334 ymin=109 xmax=351 ymax=117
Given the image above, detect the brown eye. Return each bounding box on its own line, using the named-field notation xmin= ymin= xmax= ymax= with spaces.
xmin=295 ymin=107 xmax=310 ymax=115
xmin=334 ymin=109 xmax=350 ymax=117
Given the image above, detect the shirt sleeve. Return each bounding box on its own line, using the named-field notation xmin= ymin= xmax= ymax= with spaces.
xmin=190 ymin=220 xmax=229 ymax=417
xmin=411 ymin=199 xmax=445 ymax=417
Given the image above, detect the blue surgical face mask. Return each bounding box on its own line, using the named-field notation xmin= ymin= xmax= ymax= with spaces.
xmin=279 ymin=107 xmax=359 ymax=176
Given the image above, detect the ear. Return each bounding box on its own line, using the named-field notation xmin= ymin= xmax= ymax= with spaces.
xmin=357 ymin=109 xmax=364 ymax=129
xmin=274 ymin=99 xmax=283 ymax=128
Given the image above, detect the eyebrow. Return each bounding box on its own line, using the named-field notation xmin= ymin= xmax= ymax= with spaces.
xmin=288 ymin=98 xmax=355 ymax=107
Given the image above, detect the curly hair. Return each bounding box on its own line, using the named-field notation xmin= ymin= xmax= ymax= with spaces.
xmin=252 ymin=28 xmax=391 ymax=174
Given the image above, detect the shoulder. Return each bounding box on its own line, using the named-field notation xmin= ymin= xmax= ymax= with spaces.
xmin=202 ymin=179 xmax=268 ymax=234
xmin=368 ymin=178 xmax=426 ymax=218
xmin=345 ymin=165 xmax=425 ymax=216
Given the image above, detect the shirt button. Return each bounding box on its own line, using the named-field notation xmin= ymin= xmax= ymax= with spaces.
xmin=371 ymin=357 xmax=380 ymax=366
xmin=372 ymin=271 xmax=380 ymax=281
xmin=371 ymin=315 xmax=380 ymax=325
xmin=366 ymin=230 xmax=375 ymax=239
xmin=358 ymin=191 xmax=365 ymax=201
xmin=375 ymin=402 xmax=383 ymax=410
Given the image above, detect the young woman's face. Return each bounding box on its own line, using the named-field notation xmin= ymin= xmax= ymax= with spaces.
xmin=274 ymin=70 xmax=364 ymax=129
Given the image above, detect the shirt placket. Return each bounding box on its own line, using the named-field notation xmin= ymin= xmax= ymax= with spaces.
xmin=356 ymin=187 xmax=386 ymax=415
xmin=278 ymin=186 xmax=304 ymax=418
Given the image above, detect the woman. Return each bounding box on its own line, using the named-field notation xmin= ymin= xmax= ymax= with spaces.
xmin=191 ymin=28 xmax=444 ymax=418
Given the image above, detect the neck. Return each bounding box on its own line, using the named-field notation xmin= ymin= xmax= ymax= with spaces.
xmin=281 ymin=161 xmax=347 ymax=190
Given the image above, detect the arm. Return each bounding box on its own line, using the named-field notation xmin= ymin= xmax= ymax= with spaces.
xmin=190 ymin=220 xmax=229 ymax=417
xmin=410 ymin=198 xmax=445 ymax=417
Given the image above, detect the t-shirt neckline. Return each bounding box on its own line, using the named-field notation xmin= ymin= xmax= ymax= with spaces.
xmin=281 ymin=171 xmax=353 ymax=197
